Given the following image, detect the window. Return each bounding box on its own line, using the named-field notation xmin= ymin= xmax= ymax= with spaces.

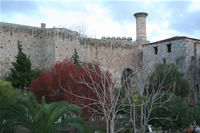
xmin=196 ymin=84 xmax=199 ymax=93
xmin=191 ymin=56 xmax=194 ymax=62
xmin=163 ymin=58 xmax=166 ymax=64
xmin=167 ymin=44 xmax=171 ymax=53
xmin=154 ymin=47 xmax=158 ymax=55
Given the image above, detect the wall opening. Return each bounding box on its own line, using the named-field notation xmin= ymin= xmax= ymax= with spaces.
xmin=163 ymin=58 xmax=166 ymax=64
xmin=154 ymin=47 xmax=158 ymax=55
xmin=196 ymin=84 xmax=199 ymax=93
xmin=196 ymin=84 xmax=200 ymax=100
xmin=121 ymin=68 xmax=134 ymax=90
xmin=167 ymin=44 xmax=171 ymax=53
xmin=191 ymin=56 xmax=194 ymax=62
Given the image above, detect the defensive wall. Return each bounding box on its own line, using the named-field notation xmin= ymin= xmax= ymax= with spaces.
xmin=1 ymin=12 xmax=200 ymax=101
xmin=0 ymin=22 xmax=136 ymax=83
xmin=0 ymin=12 xmax=149 ymax=86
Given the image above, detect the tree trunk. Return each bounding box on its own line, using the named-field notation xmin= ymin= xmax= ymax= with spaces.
xmin=140 ymin=98 xmax=145 ymax=133
xmin=132 ymin=104 xmax=137 ymax=133
xmin=106 ymin=120 xmax=109 ymax=133
xmin=110 ymin=119 xmax=115 ymax=133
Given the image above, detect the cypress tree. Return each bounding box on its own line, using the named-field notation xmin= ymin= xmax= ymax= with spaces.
xmin=7 ymin=41 xmax=32 ymax=90
xmin=72 ymin=48 xmax=82 ymax=67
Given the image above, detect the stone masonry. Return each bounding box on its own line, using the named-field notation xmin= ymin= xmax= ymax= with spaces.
xmin=142 ymin=36 xmax=200 ymax=101
xmin=143 ymin=36 xmax=200 ymax=75
xmin=0 ymin=21 xmax=137 ymax=86
xmin=1 ymin=12 xmax=200 ymax=100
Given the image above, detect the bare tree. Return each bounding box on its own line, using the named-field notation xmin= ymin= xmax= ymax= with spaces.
xmin=60 ymin=42 xmax=133 ymax=133
xmin=121 ymin=50 xmax=178 ymax=133
xmin=58 ymin=35 xmax=179 ymax=133
xmin=68 ymin=23 xmax=88 ymax=37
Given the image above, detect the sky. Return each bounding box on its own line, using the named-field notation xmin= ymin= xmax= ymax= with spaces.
xmin=1 ymin=0 xmax=200 ymax=42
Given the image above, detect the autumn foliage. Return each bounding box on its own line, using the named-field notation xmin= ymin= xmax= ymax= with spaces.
xmin=30 ymin=58 xmax=113 ymax=120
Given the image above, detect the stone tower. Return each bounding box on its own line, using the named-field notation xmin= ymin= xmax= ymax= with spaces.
xmin=134 ymin=12 xmax=148 ymax=43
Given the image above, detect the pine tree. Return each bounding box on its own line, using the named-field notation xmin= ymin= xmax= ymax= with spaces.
xmin=71 ymin=48 xmax=82 ymax=67
xmin=7 ymin=41 xmax=33 ymax=90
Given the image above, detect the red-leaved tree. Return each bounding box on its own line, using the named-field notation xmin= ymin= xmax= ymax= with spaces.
xmin=30 ymin=58 xmax=113 ymax=120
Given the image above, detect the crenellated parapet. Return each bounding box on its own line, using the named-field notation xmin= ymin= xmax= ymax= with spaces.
xmin=79 ymin=36 xmax=134 ymax=49
xmin=101 ymin=36 xmax=132 ymax=42
xmin=0 ymin=22 xmax=80 ymax=42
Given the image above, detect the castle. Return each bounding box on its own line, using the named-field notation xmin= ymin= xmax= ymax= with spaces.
xmin=1 ymin=12 xmax=200 ymax=101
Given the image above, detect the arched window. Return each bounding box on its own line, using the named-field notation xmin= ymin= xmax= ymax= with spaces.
xmin=121 ymin=68 xmax=134 ymax=90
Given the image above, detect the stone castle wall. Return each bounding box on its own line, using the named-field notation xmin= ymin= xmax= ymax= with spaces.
xmin=2 ymin=20 xmax=200 ymax=89
xmin=0 ymin=22 xmax=45 ymax=76
xmin=0 ymin=22 xmax=135 ymax=81
xmin=1 ymin=12 xmax=200 ymax=101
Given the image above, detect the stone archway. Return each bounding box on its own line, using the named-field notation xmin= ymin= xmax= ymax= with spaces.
xmin=121 ymin=68 xmax=134 ymax=90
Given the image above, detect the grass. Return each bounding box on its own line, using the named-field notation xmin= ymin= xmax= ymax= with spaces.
xmin=152 ymin=128 xmax=162 ymax=131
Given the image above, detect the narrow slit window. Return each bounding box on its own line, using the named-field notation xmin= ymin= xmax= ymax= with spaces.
xmin=167 ymin=44 xmax=171 ymax=53
xmin=154 ymin=47 xmax=158 ymax=55
xmin=163 ymin=58 xmax=166 ymax=64
xmin=196 ymin=84 xmax=199 ymax=93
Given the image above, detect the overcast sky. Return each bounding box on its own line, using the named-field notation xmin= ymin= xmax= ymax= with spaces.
xmin=1 ymin=0 xmax=200 ymax=42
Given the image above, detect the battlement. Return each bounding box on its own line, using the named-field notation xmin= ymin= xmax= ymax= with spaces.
xmin=101 ymin=36 xmax=132 ymax=41
xmin=0 ymin=22 xmax=137 ymax=48
xmin=78 ymin=37 xmax=134 ymax=50
xmin=0 ymin=22 xmax=79 ymax=40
